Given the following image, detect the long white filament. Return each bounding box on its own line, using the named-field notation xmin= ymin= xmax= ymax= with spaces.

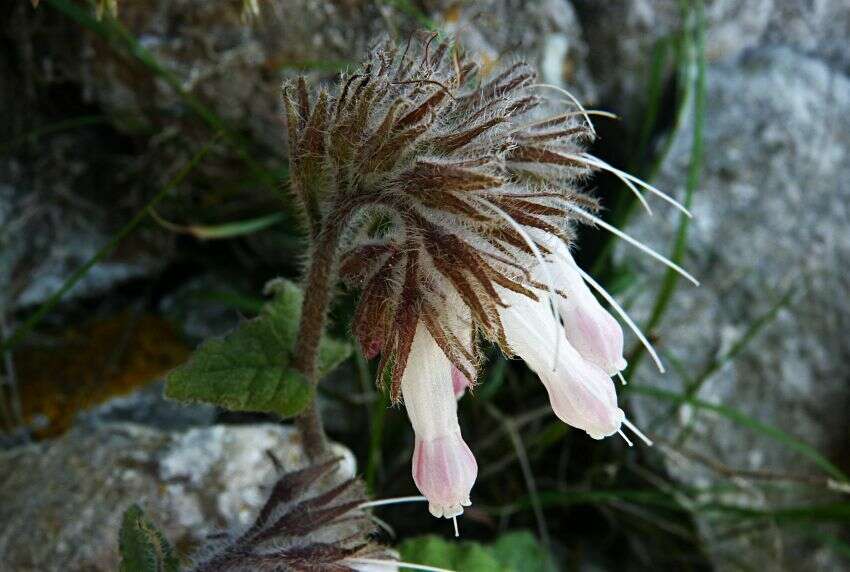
xmin=569 ymin=154 xmax=653 ymax=216
xmin=358 ymin=496 xmax=427 ymax=510
xmin=474 ymin=197 xmax=564 ymax=371
xmin=565 ymin=204 xmax=700 ymax=286
xmin=573 ymin=265 xmax=666 ymax=374
xmin=345 ymin=558 xmax=456 ymax=572
xmin=569 ymin=153 xmax=693 ymax=218
xmin=623 ymin=418 xmax=654 ymax=446
xmin=514 ymin=110 xmax=618 ymax=133
xmin=526 ymin=83 xmax=597 ymax=135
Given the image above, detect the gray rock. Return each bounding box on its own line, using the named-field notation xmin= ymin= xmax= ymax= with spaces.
xmin=435 ymin=0 xmax=596 ymax=102
xmin=574 ymin=0 xmax=774 ymax=114
xmin=617 ymin=46 xmax=850 ymax=570
xmin=76 ymin=381 xmax=217 ymax=431
xmin=574 ymin=0 xmax=850 ymax=118
xmin=763 ymin=1 xmax=850 ymax=76
xmin=62 ymin=0 xmax=597 ymax=154
xmin=158 ymin=276 xmax=246 ymax=344
xmin=0 ymin=148 xmax=162 ymax=313
xmin=0 ymin=423 xmax=355 ymax=571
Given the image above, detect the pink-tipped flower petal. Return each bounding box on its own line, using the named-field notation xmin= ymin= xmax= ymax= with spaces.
xmin=412 ymin=433 xmax=477 ymax=518
xmin=499 ymin=286 xmax=624 ymax=439
xmin=540 ymin=238 xmax=628 ymax=375
xmin=402 ymin=324 xmax=478 ymax=518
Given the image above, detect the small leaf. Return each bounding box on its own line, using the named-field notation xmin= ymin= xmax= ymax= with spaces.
xmin=164 ymin=319 xmax=312 ymax=417
xmin=399 ymin=536 xmax=488 ymax=570
xmin=119 ymin=504 xmax=180 ymax=572
xmin=490 ymin=531 xmax=552 ymax=571
xmin=399 ymin=532 xmax=551 ymax=572
xmin=165 ymin=279 xmax=350 ymax=418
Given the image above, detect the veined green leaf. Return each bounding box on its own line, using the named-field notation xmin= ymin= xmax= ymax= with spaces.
xmin=119 ymin=505 xmax=180 ymax=572
xmin=165 ymin=279 xmax=351 ymax=417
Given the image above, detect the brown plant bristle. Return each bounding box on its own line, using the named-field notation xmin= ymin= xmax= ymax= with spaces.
xmin=285 ymin=34 xmax=601 ymax=394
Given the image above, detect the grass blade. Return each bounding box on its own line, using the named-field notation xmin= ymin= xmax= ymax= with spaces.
xmin=626 ymin=0 xmax=706 ymax=375
xmin=150 ymin=211 xmax=286 ymax=240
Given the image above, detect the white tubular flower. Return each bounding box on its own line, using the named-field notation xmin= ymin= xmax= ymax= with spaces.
xmin=499 ymin=287 xmax=625 ymax=440
xmin=402 ymin=323 xmax=478 ymax=519
xmin=543 ymin=238 xmax=627 ymax=376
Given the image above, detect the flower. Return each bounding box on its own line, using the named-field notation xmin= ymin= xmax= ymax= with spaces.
xmin=291 ymin=33 xmax=693 ymax=519
xmin=402 ymin=323 xmax=477 ymax=518
xmin=539 ymin=235 xmax=627 ymax=376
xmin=499 ymin=285 xmax=624 ymax=439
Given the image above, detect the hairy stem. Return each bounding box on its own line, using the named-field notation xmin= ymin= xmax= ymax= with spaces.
xmin=291 ymin=215 xmax=348 ymax=460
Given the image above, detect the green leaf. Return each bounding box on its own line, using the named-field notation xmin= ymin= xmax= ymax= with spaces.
xmin=119 ymin=505 xmax=180 ymax=572
xmin=491 ymin=531 xmax=552 ymax=571
xmin=399 ymin=532 xmax=551 ymax=572
xmin=165 ymin=279 xmax=351 ymax=418
xmin=400 ymin=536 xmax=501 ymax=571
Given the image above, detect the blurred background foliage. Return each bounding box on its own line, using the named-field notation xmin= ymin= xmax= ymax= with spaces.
xmin=1 ymin=0 xmax=849 ymax=570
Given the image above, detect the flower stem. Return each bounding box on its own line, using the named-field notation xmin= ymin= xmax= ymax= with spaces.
xmin=291 ymin=217 xmax=347 ymax=460
xmin=296 ymin=399 xmax=329 ymax=461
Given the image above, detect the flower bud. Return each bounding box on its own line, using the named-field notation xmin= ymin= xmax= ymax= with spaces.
xmin=499 ymin=287 xmax=624 ymax=439
xmin=402 ymin=323 xmax=478 ymax=518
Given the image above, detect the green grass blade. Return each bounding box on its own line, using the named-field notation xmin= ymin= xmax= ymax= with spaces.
xmin=626 ymin=0 xmax=705 ymax=375
xmin=365 ymin=374 xmax=390 ymax=493
xmin=701 ymin=284 xmax=797 ymax=382
xmin=631 ymin=40 xmax=673 ymax=167
xmin=648 ymin=284 xmax=796 ymax=433
xmin=591 ymin=28 xmax=692 ymax=274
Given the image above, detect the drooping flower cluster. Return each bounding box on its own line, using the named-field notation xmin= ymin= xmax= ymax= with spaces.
xmin=286 ymin=34 xmax=694 ymax=520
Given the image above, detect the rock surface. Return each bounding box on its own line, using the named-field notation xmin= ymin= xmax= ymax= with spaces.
xmin=0 ymin=151 xmax=162 ymax=313
xmin=575 ymin=0 xmax=773 ymax=115
xmin=0 ymin=423 xmax=355 ymax=571
xmin=763 ymin=1 xmax=850 ymax=75
xmin=619 ymin=46 xmax=850 ymax=569
xmin=75 ymin=380 xmax=217 ymax=431
xmin=572 ymin=0 xmax=850 ymax=121
xmin=436 ymin=0 xmax=596 ymax=102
